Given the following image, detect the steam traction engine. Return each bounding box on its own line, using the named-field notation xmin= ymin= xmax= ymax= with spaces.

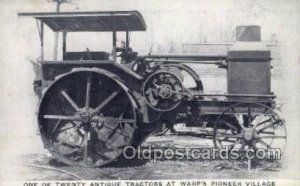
xmin=19 ymin=11 xmax=286 ymax=167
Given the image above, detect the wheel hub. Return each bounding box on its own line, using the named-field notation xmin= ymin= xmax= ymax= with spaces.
xmin=243 ymin=128 xmax=256 ymax=141
xmin=76 ymin=108 xmax=94 ymax=124
xmin=157 ymin=84 xmax=172 ymax=98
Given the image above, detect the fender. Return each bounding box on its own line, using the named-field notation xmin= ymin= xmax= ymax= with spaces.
xmin=40 ymin=67 xmax=138 ymax=110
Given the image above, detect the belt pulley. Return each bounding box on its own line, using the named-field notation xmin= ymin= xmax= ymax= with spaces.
xmin=143 ymin=70 xmax=184 ymax=112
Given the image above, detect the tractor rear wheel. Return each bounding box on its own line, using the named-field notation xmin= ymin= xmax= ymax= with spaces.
xmin=38 ymin=70 xmax=136 ymax=167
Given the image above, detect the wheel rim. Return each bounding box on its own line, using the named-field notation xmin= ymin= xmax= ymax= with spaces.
xmin=38 ymin=71 xmax=136 ymax=167
xmin=213 ymin=102 xmax=287 ymax=168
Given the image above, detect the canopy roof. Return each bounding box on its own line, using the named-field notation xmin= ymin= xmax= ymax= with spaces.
xmin=18 ymin=11 xmax=147 ymax=32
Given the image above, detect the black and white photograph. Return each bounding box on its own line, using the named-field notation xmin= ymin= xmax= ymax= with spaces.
xmin=0 ymin=0 xmax=299 ymax=185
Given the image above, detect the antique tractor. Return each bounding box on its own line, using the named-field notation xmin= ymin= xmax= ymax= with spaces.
xmin=19 ymin=11 xmax=286 ymax=167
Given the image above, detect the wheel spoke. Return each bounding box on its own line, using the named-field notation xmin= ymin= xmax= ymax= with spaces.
xmin=255 ymin=118 xmax=272 ymax=128
xmin=95 ymin=117 xmax=135 ymax=124
xmin=105 ymin=145 xmax=126 ymax=153
xmin=229 ymin=139 xmax=242 ymax=150
xmin=103 ymin=125 xmax=131 ymax=139
xmin=60 ymin=141 xmax=82 ymax=149
xmin=259 ymin=131 xmax=275 ymax=135
xmin=217 ymin=138 xmax=237 ymax=143
xmin=44 ymin=115 xmax=77 ymax=120
xmin=218 ymin=141 xmax=224 ymax=148
xmin=83 ymin=131 xmax=89 ymax=165
xmin=54 ymin=96 xmax=63 ymax=114
xmin=50 ymin=122 xmax=81 ymax=141
xmin=49 ymin=120 xmax=62 ymax=140
xmin=239 ymin=142 xmax=246 ymax=152
xmin=223 ymin=121 xmax=239 ymax=131
xmin=258 ymin=119 xmax=281 ymax=132
xmin=251 ymin=115 xmax=257 ymax=124
xmin=259 ymin=135 xmax=286 ymax=139
xmin=95 ymin=151 xmax=111 ymax=161
xmin=94 ymin=91 xmax=119 ymax=112
xmin=85 ymin=73 xmax=92 ymax=108
xmin=257 ymin=138 xmax=270 ymax=148
xmin=216 ymin=132 xmax=242 ymax=138
xmin=61 ymin=90 xmax=80 ymax=111
xmin=230 ymin=106 xmax=245 ymax=129
xmin=152 ymin=82 xmax=159 ymax=88
xmin=57 ymin=123 xmax=80 ymax=133
xmin=235 ymin=114 xmax=246 ymax=129
xmin=53 ymin=143 xmax=81 ymax=155
xmin=252 ymin=144 xmax=258 ymax=151
xmin=58 ymin=125 xmax=80 ymax=141
xmin=247 ymin=104 xmax=252 ymax=126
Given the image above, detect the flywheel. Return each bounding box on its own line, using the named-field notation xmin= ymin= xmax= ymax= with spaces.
xmin=143 ymin=70 xmax=184 ymax=112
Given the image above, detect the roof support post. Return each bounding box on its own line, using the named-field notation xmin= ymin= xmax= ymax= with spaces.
xmin=126 ymin=31 xmax=129 ymax=48
xmin=112 ymin=22 xmax=117 ymax=60
xmin=40 ymin=21 xmax=44 ymax=61
xmin=53 ymin=32 xmax=59 ymax=60
xmin=62 ymin=31 xmax=67 ymax=60
xmin=113 ymin=30 xmax=117 ymax=47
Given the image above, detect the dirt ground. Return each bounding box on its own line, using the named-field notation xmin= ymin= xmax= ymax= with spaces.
xmin=0 ymin=129 xmax=290 ymax=181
